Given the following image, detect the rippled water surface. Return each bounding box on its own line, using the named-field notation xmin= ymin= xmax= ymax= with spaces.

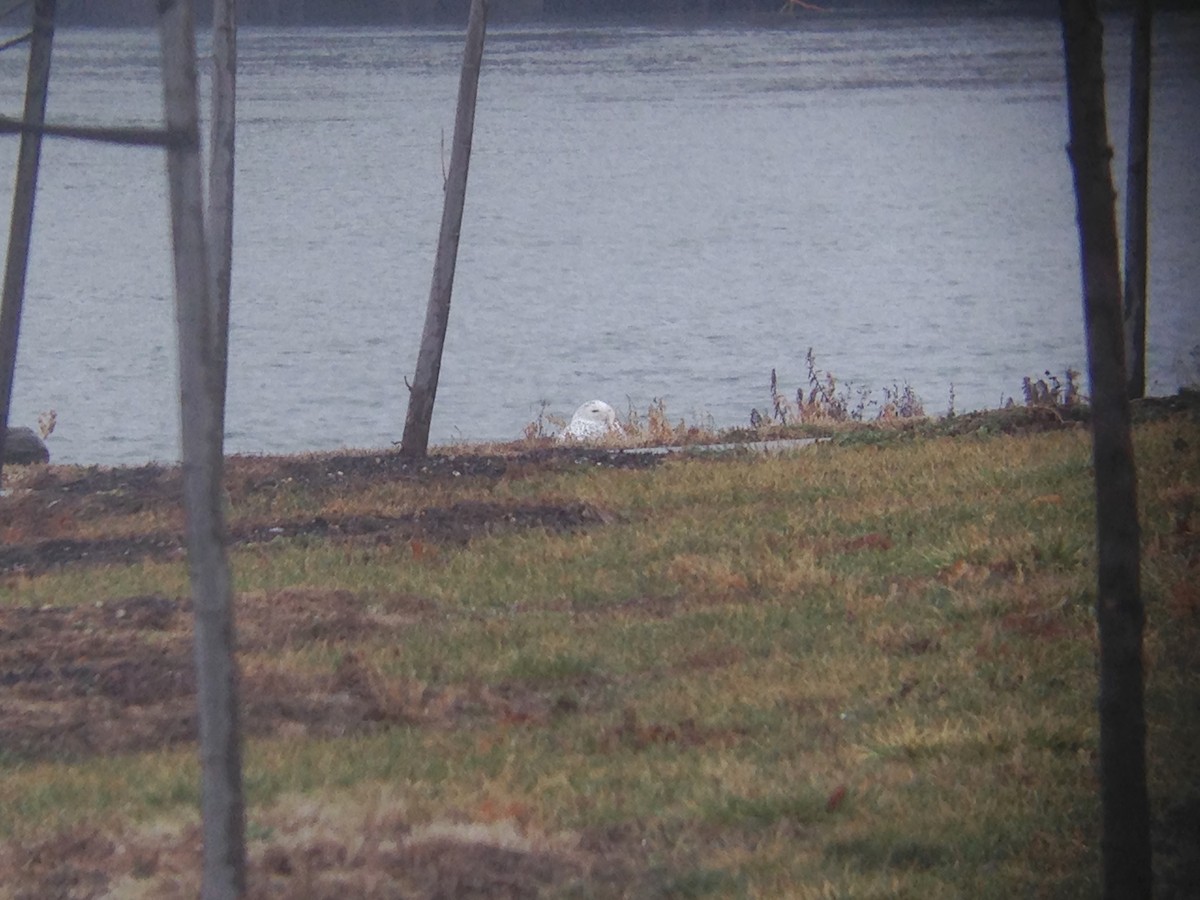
xmin=3 ymin=14 xmax=1198 ymax=464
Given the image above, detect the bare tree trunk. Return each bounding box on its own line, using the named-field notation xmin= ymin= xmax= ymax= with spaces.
xmin=0 ymin=0 xmax=56 ymax=480
xmin=208 ymin=0 xmax=237 ymax=440
xmin=400 ymin=0 xmax=489 ymax=458
xmin=1122 ymin=0 xmax=1152 ymax=400
xmin=1059 ymin=2 xmax=1152 ymax=898
xmin=158 ymin=2 xmax=245 ymax=897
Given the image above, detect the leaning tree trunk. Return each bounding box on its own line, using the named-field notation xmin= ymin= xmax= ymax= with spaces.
xmin=208 ymin=0 xmax=237 ymax=442
xmin=0 ymin=0 xmax=56 ymax=479
xmin=400 ymin=0 xmax=489 ymax=458
xmin=1122 ymin=0 xmax=1153 ymax=400
xmin=1059 ymin=2 xmax=1152 ymax=898
xmin=158 ymin=1 xmax=246 ymax=897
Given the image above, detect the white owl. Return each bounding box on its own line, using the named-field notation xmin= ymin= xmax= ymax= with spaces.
xmin=559 ymin=400 xmax=618 ymax=442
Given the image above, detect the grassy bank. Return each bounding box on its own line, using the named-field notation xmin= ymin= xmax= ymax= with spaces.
xmin=0 ymin=406 xmax=1197 ymax=897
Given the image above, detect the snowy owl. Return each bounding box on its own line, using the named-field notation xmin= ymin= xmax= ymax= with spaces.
xmin=559 ymin=400 xmax=618 ymax=442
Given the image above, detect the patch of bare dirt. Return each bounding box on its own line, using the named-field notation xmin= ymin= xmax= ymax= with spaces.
xmin=0 ymin=589 xmax=589 ymax=765
xmin=13 ymin=445 xmax=659 ymax=510
xmin=0 ymin=446 xmax=651 ymax=576
xmin=0 ymin=580 xmax=670 ymax=897
xmin=0 ymin=500 xmax=617 ymax=576
xmin=0 ymin=815 xmax=641 ymax=900
xmin=13 ymin=499 xmax=614 ymax=574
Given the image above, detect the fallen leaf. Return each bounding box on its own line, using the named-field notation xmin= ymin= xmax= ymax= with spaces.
xmin=842 ymin=533 xmax=893 ymax=553
xmin=1030 ymin=494 xmax=1063 ymax=506
xmin=825 ymin=785 xmax=848 ymax=813
xmin=941 ymin=559 xmax=967 ymax=583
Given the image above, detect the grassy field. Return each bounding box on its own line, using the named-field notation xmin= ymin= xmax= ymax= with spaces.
xmin=0 ymin=404 xmax=1197 ymax=898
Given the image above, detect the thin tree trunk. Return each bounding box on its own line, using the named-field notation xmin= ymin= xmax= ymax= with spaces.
xmin=158 ymin=2 xmax=245 ymax=897
xmin=401 ymin=0 xmax=489 ymax=458
xmin=0 ymin=0 xmax=56 ymax=480
xmin=208 ymin=0 xmax=237 ymax=440
xmin=1122 ymin=0 xmax=1152 ymax=400
xmin=1059 ymin=2 xmax=1152 ymax=898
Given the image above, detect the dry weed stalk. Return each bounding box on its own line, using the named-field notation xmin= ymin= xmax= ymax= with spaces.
xmin=37 ymin=409 xmax=56 ymax=439
xmin=1018 ymin=369 xmax=1084 ymax=410
xmin=752 ymin=349 xmax=924 ymax=428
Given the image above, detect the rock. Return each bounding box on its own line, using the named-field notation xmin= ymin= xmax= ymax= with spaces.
xmin=559 ymin=400 xmax=618 ymax=442
xmin=4 ymin=426 xmax=49 ymax=465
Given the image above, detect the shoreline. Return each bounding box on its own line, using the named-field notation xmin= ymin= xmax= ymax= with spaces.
xmin=7 ymin=389 xmax=1196 ymax=478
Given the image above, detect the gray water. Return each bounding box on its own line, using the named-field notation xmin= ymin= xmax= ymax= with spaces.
xmin=2 ymin=13 xmax=1198 ymax=466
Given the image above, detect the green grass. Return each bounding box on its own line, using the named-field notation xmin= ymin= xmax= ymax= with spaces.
xmin=1 ymin=414 xmax=1197 ymax=896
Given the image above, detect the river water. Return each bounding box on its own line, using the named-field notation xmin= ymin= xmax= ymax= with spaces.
xmin=2 ymin=12 xmax=1197 ymax=466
